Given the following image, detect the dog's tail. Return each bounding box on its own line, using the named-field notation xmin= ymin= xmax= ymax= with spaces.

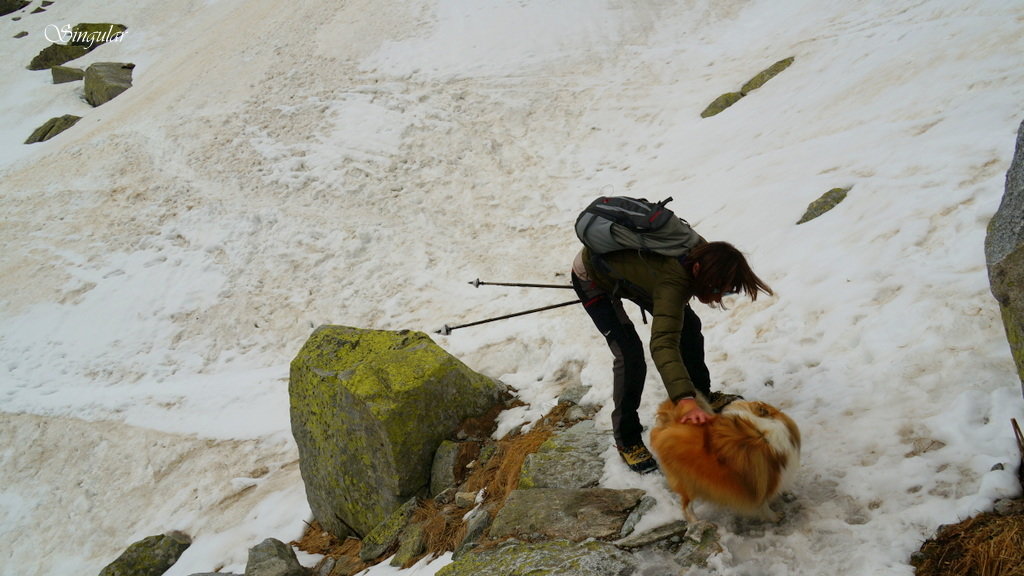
xmin=711 ymin=416 xmax=786 ymax=503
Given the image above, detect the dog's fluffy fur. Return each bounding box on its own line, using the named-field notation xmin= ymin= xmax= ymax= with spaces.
xmin=650 ymin=399 xmax=801 ymax=523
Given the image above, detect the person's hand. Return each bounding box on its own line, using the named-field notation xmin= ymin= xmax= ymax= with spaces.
xmin=676 ymin=397 xmax=713 ymax=425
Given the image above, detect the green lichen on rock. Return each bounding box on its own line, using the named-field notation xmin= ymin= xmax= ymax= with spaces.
xmin=28 ymin=43 xmax=90 ymax=70
xmin=98 ymin=532 xmax=192 ymax=576
xmin=437 ymin=539 xmax=637 ymax=576
xmin=797 ymin=187 xmax=851 ymax=224
xmin=360 ymin=497 xmax=420 ymax=562
xmin=700 ymin=91 xmax=744 ymax=118
xmin=741 ymin=56 xmax=796 ymax=94
xmin=700 ymin=56 xmax=795 ymax=118
xmin=290 ymin=325 xmax=503 ymax=539
xmin=24 ymin=114 xmax=82 ymax=144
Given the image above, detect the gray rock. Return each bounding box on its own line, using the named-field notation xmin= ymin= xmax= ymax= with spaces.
xmin=615 ymin=520 xmax=690 ymax=549
xmin=389 ymin=522 xmax=426 ymax=568
xmin=24 ymin=114 xmax=81 ymax=144
xmin=985 ymin=119 xmax=1024 ymax=390
xmin=437 ymin=539 xmax=637 ymax=576
xmin=489 ymin=488 xmax=647 ymax=541
xmin=518 ymin=420 xmax=611 ymax=489
xmin=616 ymin=520 xmax=722 ymax=567
xmin=431 ymin=440 xmax=461 ymax=497
xmin=430 ymin=440 xmax=482 ymax=497
xmin=359 ymin=497 xmax=419 ymax=562
xmin=453 ymin=505 xmax=493 ymax=558
xmin=619 ymin=495 xmax=656 ymax=538
xmin=84 ymin=62 xmax=135 ymax=107
xmin=98 ymin=531 xmax=192 ymax=576
xmin=289 ymin=325 xmax=503 ymax=539
xmin=244 ymin=538 xmax=308 ymax=576
xmin=52 ymin=65 xmax=85 ymax=84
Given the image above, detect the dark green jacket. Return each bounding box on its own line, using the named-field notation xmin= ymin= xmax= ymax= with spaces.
xmin=581 ymin=247 xmax=698 ymax=401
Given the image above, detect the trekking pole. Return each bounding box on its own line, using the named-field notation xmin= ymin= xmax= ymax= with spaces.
xmin=437 ymin=299 xmax=581 ymax=335
xmin=469 ymin=278 xmax=574 ymax=290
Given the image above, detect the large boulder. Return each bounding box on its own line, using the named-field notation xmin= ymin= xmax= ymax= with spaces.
xmin=290 ymin=325 xmax=503 ymax=539
xmin=985 ymin=119 xmax=1024 ymax=392
xmin=84 ymin=62 xmax=135 ymax=107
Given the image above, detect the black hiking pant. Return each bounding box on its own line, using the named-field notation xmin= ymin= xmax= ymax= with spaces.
xmin=571 ymin=272 xmax=711 ymax=447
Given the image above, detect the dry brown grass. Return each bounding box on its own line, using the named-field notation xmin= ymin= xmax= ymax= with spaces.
xmin=463 ymin=402 xmax=567 ymax=510
xmin=913 ymin=507 xmax=1024 ymax=576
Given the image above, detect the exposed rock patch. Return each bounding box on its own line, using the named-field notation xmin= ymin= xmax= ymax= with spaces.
xmin=24 ymin=114 xmax=81 ymax=143
xmin=701 ymin=56 xmax=795 ymax=117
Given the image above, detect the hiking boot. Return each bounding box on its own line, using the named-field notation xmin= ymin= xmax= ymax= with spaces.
xmin=707 ymin=391 xmax=744 ymax=413
xmin=617 ymin=443 xmax=658 ymax=474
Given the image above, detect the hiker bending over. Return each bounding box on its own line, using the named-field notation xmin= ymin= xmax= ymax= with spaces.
xmin=571 ymin=241 xmax=773 ymax=474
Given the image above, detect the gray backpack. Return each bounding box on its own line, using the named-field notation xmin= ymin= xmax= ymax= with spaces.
xmin=575 ymin=196 xmax=701 ymax=257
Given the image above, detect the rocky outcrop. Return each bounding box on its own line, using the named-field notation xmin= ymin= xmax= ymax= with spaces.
xmin=84 ymin=62 xmax=135 ymax=107
xmin=24 ymin=114 xmax=82 ymax=144
xmin=701 ymin=56 xmax=795 ymax=118
xmin=97 ymin=531 xmax=191 ymax=576
xmin=985 ymin=119 xmax=1024 ymax=391
xmin=289 ymin=325 xmax=504 ymax=539
xmin=798 ymin=187 xmax=851 ymax=224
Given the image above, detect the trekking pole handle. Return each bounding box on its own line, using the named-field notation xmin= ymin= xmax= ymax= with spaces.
xmin=437 ymin=298 xmax=581 ymax=335
xmin=469 ymin=278 xmax=574 ymax=290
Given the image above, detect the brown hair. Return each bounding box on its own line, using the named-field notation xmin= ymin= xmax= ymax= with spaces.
xmin=687 ymin=241 xmax=773 ymax=306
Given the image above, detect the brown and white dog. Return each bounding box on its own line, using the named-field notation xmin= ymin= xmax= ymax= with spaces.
xmin=650 ymin=398 xmax=801 ymax=524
